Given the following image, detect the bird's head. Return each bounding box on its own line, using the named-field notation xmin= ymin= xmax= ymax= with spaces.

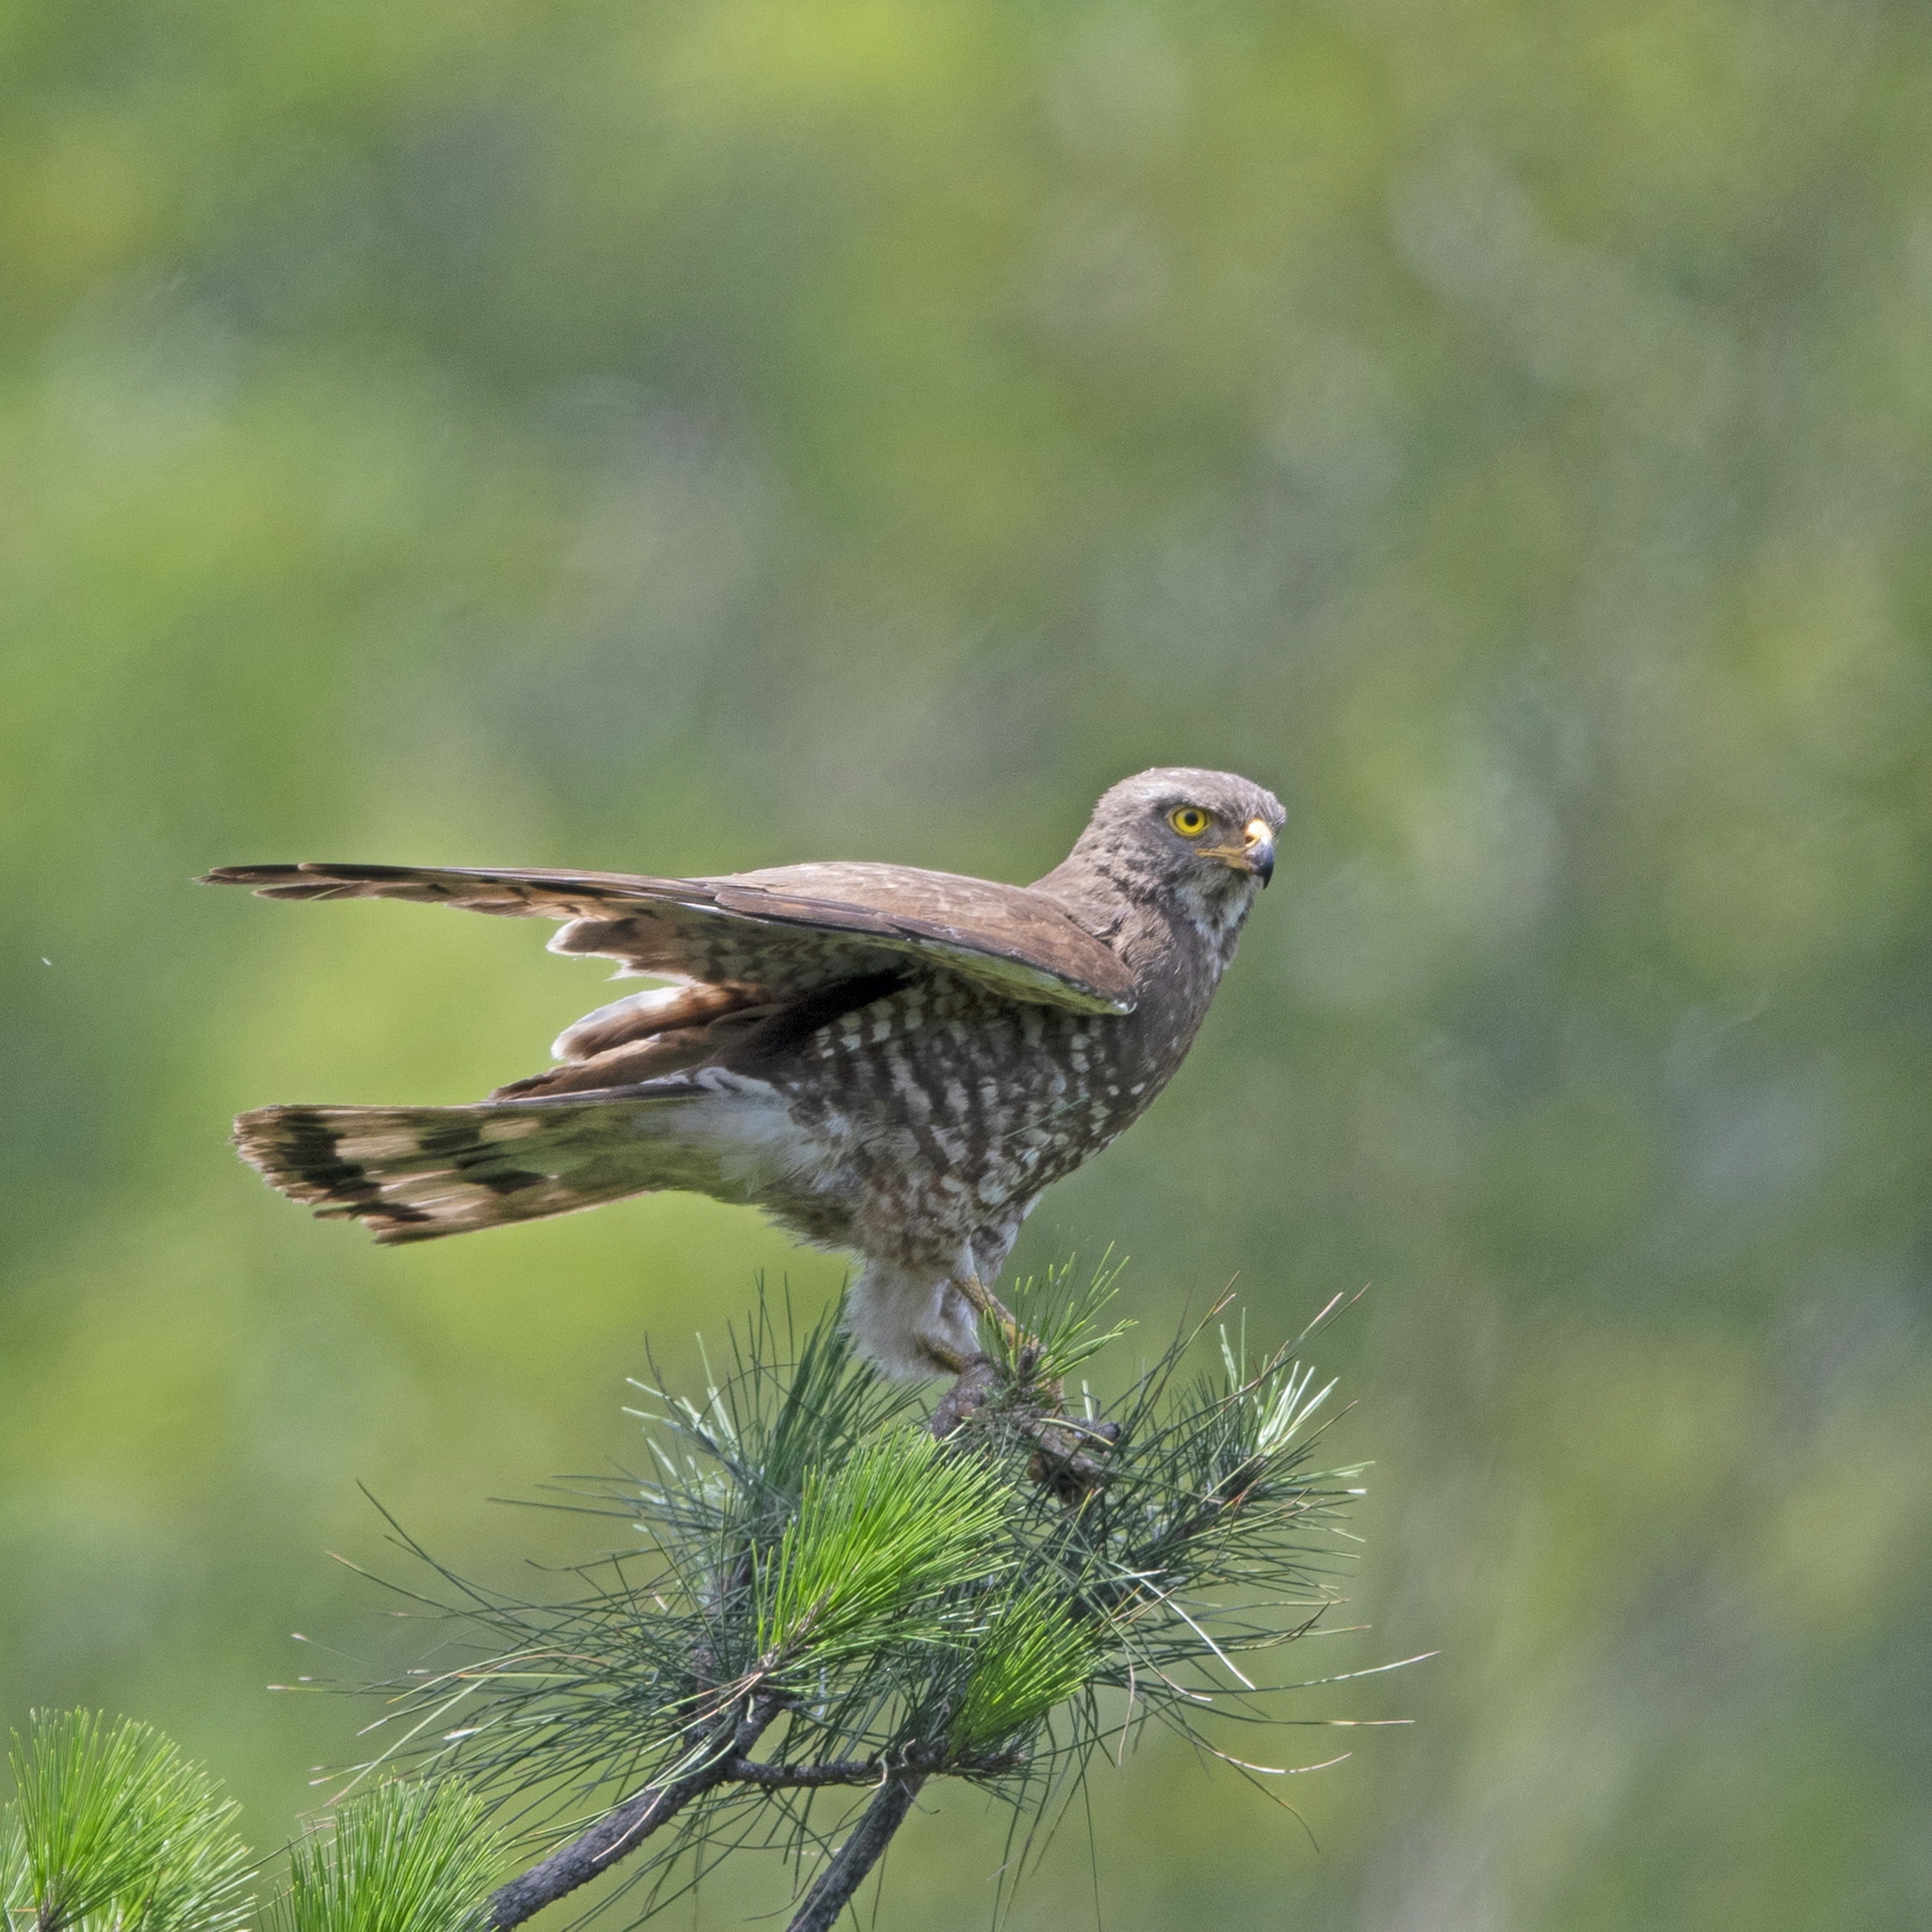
xmin=1051 ymin=767 xmax=1286 ymax=942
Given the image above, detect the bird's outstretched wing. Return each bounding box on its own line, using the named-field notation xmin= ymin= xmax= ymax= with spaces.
xmin=200 ymin=859 xmax=1135 ymax=1016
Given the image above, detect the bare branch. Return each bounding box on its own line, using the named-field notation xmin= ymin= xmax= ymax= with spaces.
xmin=785 ymin=1770 xmax=928 ymax=1932
xmin=486 ymin=1697 xmax=777 ymax=1929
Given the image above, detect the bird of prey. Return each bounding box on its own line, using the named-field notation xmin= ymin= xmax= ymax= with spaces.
xmin=206 ymin=767 xmax=1282 ymax=1377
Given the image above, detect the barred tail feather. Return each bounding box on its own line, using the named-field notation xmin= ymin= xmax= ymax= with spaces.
xmin=233 ymin=1095 xmax=689 ymax=1243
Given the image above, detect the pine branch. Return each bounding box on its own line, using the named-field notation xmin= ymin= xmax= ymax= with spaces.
xmin=723 ymin=1750 xmax=1020 ymax=1790
xmin=485 ymin=1696 xmax=778 ymax=1930
xmin=783 ymin=1771 xmax=928 ymax=1932
xmin=2 ymin=1274 xmax=1390 ymax=1931
xmin=721 ymin=1758 xmax=882 ymax=1791
xmin=318 ymin=1274 xmax=1390 ymax=1930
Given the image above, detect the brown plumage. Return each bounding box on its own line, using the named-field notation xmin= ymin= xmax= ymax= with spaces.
xmin=206 ymin=768 xmax=1283 ymax=1375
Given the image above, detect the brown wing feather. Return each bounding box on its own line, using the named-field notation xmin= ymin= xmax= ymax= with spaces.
xmin=201 ymin=860 xmax=1135 ymax=1013
xmin=488 ymin=1027 xmax=726 ymax=1097
xmin=552 ymin=983 xmax=773 ymax=1060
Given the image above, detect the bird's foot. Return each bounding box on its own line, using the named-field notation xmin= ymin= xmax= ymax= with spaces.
xmin=953 ymin=1272 xmax=1066 ymax=1407
xmin=952 ymin=1271 xmax=1020 ymax=1348
xmin=1025 ymin=1413 xmax=1122 ymax=1504
xmin=927 ymin=1353 xmax=1000 ymax=1440
xmin=926 ymin=1280 xmax=1118 ymax=1501
xmin=927 ymin=1357 xmax=1113 ymax=1499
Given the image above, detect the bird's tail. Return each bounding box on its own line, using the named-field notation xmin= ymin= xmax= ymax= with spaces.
xmin=232 ymin=1087 xmax=722 ymax=1244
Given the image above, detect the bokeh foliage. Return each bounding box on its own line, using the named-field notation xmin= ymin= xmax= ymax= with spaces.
xmin=3 ymin=2 xmax=1929 ymax=1927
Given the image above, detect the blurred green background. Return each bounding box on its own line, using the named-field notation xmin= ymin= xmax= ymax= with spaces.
xmin=4 ymin=1 xmax=1929 ymax=1925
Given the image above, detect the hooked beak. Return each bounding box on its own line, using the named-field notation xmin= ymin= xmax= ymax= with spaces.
xmin=1203 ymin=817 xmax=1276 ymax=886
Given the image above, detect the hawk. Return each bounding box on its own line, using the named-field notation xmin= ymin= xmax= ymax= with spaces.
xmin=206 ymin=768 xmax=1282 ymax=1377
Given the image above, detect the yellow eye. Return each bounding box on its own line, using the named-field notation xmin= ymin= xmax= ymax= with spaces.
xmin=1168 ymin=805 xmax=1210 ymax=838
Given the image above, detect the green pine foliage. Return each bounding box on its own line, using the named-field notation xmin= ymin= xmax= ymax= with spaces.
xmin=276 ymin=1782 xmax=503 ymax=1932
xmin=2 ymin=1798 xmax=24 ymax=1928
xmin=345 ymin=1274 xmax=1373 ymax=1925
xmin=943 ymin=1585 xmax=1105 ymax=1753
xmin=977 ymin=1254 xmax=1137 ymax=1392
xmin=2 ymin=1275 xmax=1379 ymax=1932
xmin=755 ymin=1431 xmax=1011 ymax=1667
xmin=2 ymin=1725 xmax=504 ymax=1932
xmin=3 ymin=1712 xmax=254 ymax=1932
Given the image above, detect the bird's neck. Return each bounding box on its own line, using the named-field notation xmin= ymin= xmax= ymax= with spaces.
xmin=1030 ymin=850 xmax=1136 ymax=941
xmin=1033 ymin=855 xmax=1255 ymax=988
